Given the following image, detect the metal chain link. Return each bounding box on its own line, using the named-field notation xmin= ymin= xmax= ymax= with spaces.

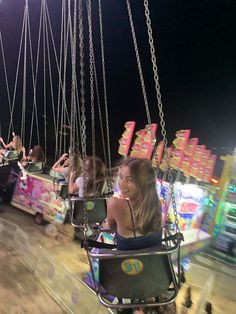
xmin=143 ymin=0 xmax=180 ymax=234
xmin=70 ymin=0 xmax=78 ymax=155
xmin=79 ymin=0 xmax=86 ymax=161
xmin=98 ymin=0 xmax=112 ymax=175
xmin=93 ymin=56 xmax=107 ymax=167
xmin=78 ymin=0 xmax=89 ymax=235
xmin=87 ymin=0 xmax=96 ymax=196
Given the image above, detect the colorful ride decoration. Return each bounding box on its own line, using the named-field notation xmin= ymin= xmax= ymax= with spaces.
xmin=213 ymin=149 xmax=236 ymax=236
xmin=11 ymin=173 xmax=68 ymax=223
xmin=201 ymin=185 xmax=218 ymax=234
xmin=117 ymin=123 xmax=217 ymax=183
xmin=130 ymin=123 xmax=157 ymax=159
xmin=201 ymin=154 xmax=217 ymax=183
xmin=156 ymin=181 xmax=206 ymax=231
xmin=159 ymin=147 xmax=173 ymax=172
xmin=152 ymin=141 xmax=164 ymax=168
xmin=179 ymin=138 xmax=199 ymax=175
xmin=118 ymin=121 xmax=136 ymax=157
xmin=197 ymin=149 xmax=211 ymax=180
xmin=170 ymin=130 xmax=190 ymax=169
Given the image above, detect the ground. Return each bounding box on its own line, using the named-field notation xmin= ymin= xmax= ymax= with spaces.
xmin=0 ymin=243 xmax=65 ymax=314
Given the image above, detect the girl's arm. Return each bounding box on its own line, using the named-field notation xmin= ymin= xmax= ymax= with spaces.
xmin=52 ymin=153 xmax=68 ymax=173
xmin=0 ymin=137 xmax=12 ymax=149
xmin=68 ymin=172 xmax=82 ymax=195
xmin=106 ymin=197 xmax=118 ymax=232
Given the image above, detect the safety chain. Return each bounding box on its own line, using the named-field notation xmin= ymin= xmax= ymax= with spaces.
xmin=93 ymin=55 xmax=107 ymax=167
xmin=78 ymin=0 xmax=89 ymax=236
xmin=143 ymin=0 xmax=180 ymax=234
xmin=70 ymin=0 xmax=78 ymax=155
xmin=98 ymin=0 xmax=112 ymax=189
xmin=78 ymin=0 xmax=86 ymax=161
xmin=87 ymin=0 xmax=96 ymax=196
xmin=126 ymin=0 xmax=151 ymax=125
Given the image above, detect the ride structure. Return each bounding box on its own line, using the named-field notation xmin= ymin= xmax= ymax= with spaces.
xmin=0 ymin=0 xmax=190 ymax=312
xmin=75 ymin=0 xmax=185 ymax=311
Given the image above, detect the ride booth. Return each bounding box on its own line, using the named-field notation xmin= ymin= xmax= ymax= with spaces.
xmin=208 ymin=148 xmax=236 ymax=263
xmin=0 ymin=149 xmax=23 ymax=202
xmin=11 ymin=172 xmax=69 ymax=226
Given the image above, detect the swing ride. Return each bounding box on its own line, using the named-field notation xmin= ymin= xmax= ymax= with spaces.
xmin=0 ymin=0 xmax=216 ymax=312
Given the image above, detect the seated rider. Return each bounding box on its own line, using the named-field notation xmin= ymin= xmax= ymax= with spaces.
xmin=0 ymin=132 xmax=23 ymax=162
xmin=106 ymin=157 xmax=162 ymax=250
xmin=68 ymin=156 xmax=107 ymax=197
xmin=52 ymin=150 xmax=82 ymax=182
xmin=21 ymin=145 xmax=45 ymax=171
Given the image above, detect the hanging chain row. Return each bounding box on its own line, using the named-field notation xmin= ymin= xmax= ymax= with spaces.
xmin=78 ymin=0 xmax=89 ymax=233
xmin=143 ymin=0 xmax=180 ymax=234
xmin=98 ymin=0 xmax=112 ymax=178
xmin=70 ymin=0 xmax=78 ymax=154
xmin=87 ymin=0 xmax=97 ymax=195
xmin=78 ymin=0 xmax=86 ymax=161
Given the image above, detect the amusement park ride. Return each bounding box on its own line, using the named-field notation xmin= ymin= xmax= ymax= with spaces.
xmin=1 ymin=0 xmax=234 ymax=313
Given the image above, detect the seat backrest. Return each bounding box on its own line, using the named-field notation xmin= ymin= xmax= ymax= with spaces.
xmin=72 ymin=198 xmax=107 ymax=226
xmin=4 ymin=150 xmax=19 ymax=160
xmin=99 ymin=250 xmax=175 ymax=299
xmin=59 ymin=181 xmax=68 ymax=200
xmin=25 ymin=162 xmax=43 ymax=173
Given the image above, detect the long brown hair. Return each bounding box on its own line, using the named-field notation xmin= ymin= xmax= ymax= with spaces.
xmin=121 ymin=157 xmax=162 ymax=234
xmin=31 ymin=145 xmax=45 ymax=162
xmin=13 ymin=135 xmax=23 ymax=153
xmin=69 ymin=152 xmax=82 ymax=179
xmin=84 ymin=156 xmax=106 ymax=195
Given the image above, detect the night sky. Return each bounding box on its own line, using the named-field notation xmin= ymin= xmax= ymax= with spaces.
xmin=0 ymin=0 xmax=236 ymax=163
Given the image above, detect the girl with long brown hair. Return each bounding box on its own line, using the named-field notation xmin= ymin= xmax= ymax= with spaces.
xmin=107 ymin=157 xmax=162 ymax=250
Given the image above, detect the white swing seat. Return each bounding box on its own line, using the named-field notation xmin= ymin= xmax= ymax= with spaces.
xmin=88 ymin=243 xmax=179 ymax=310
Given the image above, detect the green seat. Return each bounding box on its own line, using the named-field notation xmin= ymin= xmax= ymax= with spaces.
xmin=71 ymin=197 xmax=107 ymax=227
xmin=88 ymin=244 xmax=179 ymax=310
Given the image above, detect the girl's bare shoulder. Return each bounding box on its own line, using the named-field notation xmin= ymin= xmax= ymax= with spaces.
xmin=107 ymin=196 xmax=127 ymax=211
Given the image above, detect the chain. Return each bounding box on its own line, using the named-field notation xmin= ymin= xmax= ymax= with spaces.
xmin=70 ymin=0 xmax=78 ymax=154
xmin=98 ymin=0 xmax=112 ymax=183
xmin=143 ymin=0 xmax=180 ymax=234
xmin=87 ymin=0 xmax=96 ymax=195
xmin=126 ymin=0 xmax=151 ymax=125
xmin=78 ymin=0 xmax=86 ymax=161
xmin=78 ymin=0 xmax=88 ymax=236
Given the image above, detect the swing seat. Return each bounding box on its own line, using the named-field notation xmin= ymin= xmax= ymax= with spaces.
xmin=71 ymin=196 xmax=107 ymax=228
xmin=25 ymin=161 xmax=44 ymax=173
xmin=58 ymin=180 xmax=68 ymax=200
xmin=4 ymin=150 xmax=19 ymax=161
xmin=88 ymin=243 xmax=179 ymax=309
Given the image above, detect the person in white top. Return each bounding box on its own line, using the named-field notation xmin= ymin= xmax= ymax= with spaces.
xmin=52 ymin=150 xmax=82 ymax=182
xmin=69 ymin=156 xmax=107 ymax=197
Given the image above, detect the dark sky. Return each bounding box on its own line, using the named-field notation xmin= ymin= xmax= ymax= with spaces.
xmin=1 ymin=0 xmax=236 ymax=161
